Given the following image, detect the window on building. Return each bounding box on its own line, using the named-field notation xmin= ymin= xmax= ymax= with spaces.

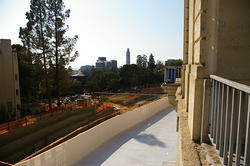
xmin=15 ymin=74 xmax=18 ymax=81
xmin=16 ymin=89 xmax=19 ymax=96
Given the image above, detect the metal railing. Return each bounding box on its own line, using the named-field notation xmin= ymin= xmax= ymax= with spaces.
xmin=209 ymin=75 xmax=250 ymax=166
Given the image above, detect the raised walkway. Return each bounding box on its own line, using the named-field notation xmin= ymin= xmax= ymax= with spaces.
xmin=74 ymin=108 xmax=177 ymax=166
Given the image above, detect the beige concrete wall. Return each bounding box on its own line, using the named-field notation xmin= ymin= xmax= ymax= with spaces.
xmin=216 ymin=0 xmax=250 ymax=80
xmin=184 ymin=0 xmax=207 ymax=140
xmin=0 ymin=39 xmax=20 ymax=121
xmin=15 ymin=97 xmax=171 ymax=166
xmin=12 ymin=50 xmax=21 ymax=118
xmin=183 ymin=0 xmax=250 ymax=141
xmin=187 ymin=0 xmax=194 ymax=64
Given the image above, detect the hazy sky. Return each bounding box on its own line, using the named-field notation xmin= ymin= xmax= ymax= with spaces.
xmin=0 ymin=0 xmax=183 ymax=69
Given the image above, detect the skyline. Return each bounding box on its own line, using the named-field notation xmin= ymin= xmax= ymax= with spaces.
xmin=0 ymin=0 xmax=184 ymax=69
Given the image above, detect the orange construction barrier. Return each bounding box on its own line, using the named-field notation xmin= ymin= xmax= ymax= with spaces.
xmin=95 ymin=104 xmax=113 ymax=113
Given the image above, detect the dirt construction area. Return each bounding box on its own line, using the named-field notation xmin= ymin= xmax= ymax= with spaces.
xmin=0 ymin=86 xmax=166 ymax=165
xmin=100 ymin=86 xmax=167 ymax=113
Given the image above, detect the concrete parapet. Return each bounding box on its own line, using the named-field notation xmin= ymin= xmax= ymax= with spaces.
xmin=15 ymin=97 xmax=171 ymax=166
xmin=161 ymin=83 xmax=180 ymax=107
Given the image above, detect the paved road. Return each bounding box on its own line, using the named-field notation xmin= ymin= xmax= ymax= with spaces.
xmin=74 ymin=108 xmax=177 ymax=166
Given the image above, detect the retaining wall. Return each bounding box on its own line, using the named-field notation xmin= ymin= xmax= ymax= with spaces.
xmin=16 ymin=97 xmax=170 ymax=166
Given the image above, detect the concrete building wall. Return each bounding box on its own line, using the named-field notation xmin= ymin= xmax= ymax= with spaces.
xmin=216 ymin=0 xmax=250 ymax=80
xmin=0 ymin=39 xmax=20 ymax=121
xmin=183 ymin=0 xmax=250 ymax=141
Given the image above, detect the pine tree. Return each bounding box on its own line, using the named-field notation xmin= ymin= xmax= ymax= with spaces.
xmin=20 ymin=0 xmax=52 ymax=109
xmin=20 ymin=0 xmax=78 ymax=106
xmin=136 ymin=55 xmax=143 ymax=67
xmin=46 ymin=0 xmax=78 ymax=105
xmin=142 ymin=54 xmax=148 ymax=68
xmin=148 ymin=53 xmax=156 ymax=71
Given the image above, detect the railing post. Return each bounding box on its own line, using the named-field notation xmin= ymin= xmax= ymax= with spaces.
xmin=210 ymin=80 xmax=215 ymax=136
xmin=223 ymin=86 xmax=232 ymax=165
xmin=228 ymin=88 xmax=238 ymax=165
xmin=235 ymin=91 xmax=245 ymax=165
xmin=201 ymin=79 xmax=211 ymax=143
xmin=244 ymin=94 xmax=250 ymax=166
xmin=219 ymin=84 xmax=226 ymax=156
xmin=212 ymin=81 xmax=218 ymax=142
xmin=216 ymin=82 xmax=222 ymax=149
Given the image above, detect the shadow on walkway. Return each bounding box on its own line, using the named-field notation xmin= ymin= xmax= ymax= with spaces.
xmin=134 ymin=133 xmax=166 ymax=148
xmin=74 ymin=107 xmax=175 ymax=166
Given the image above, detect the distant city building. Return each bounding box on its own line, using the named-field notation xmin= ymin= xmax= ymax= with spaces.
xmin=95 ymin=57 xmax=117 ymax=71
xmin=126 ymin=48 xmax=130 ymax=65
xmin=110 ymin=60 xmax=117 ymax=70
xmin=105 ymin=61 xmax=112 ymax=71
xmin=0 ymin=39 xmax=21 ymax=121
xmin=98 ymin=57 xmax=107 ymax=62
xmin=96 ymin=58 xmax=106 ymax=71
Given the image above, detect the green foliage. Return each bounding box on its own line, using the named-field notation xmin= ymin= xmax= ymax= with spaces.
xmin=12 ymin=44 xmax=43 ymax=103
xmin=142 ymin=54 xmax=147 ymax=68
xmin=85 ymin=71 xmax=120 ymax=91
xmin=14 ymin=45 xmax=80 ymax=101
xmin=65 ymin=80 xmax=82 ymax=95
xmin=46 ymin=0 xmax=78 ymax=105
xmin=20 ymin=0 xmax=52 ymax=105
xmin=84 ymin=64 xmax=164 ymax=92
xmin=19 ymin=0 xmax=78 ymax=105
xmin=136 ymin=55 xmax=147 ymax=68
xmin=119 ymin=64 xmax=141 ymax=87
xmin=148 ymin=53 xmax=156 ymax=71
xmin=155 ymin=60 xmax=164 ymax=72
xmin=167 ymin=59 xmax=183 ymax=66
xmin=46 ymin=0 xmax=79 ymax=66
xmin=136 ymin=55 xmax=142 ymax=67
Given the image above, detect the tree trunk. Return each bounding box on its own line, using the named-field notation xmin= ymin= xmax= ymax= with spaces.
xmin=40 ymin=9 xmax=52 ymax=111
xmin=54 ymin=4 xmax=60 ymax=107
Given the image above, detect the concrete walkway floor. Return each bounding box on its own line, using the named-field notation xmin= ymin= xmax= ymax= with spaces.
xmin=74 ymin=108 xmax=177 ymax=166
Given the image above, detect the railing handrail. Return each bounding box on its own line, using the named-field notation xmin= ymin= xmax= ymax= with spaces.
xmin=210 ymin=75 xmax=250 ymax=94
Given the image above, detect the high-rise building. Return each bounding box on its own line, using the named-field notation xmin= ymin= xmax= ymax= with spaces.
xmin=105 ymin=61 xmax=112 ymax=70
xmin=110 ymin=60 xmax=117 ymax=70
xmin=95 ymin=59 xmax=106 ymax=71
xmin=126 ymin=48 xmax=130 ymax=65
xmin=95 ymin=57 xmax=118 ymax=71
xmin=98 ymin=57 xmax=106 ymax=61
xmin=0 ymin=39 xmax=21 ymax=121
